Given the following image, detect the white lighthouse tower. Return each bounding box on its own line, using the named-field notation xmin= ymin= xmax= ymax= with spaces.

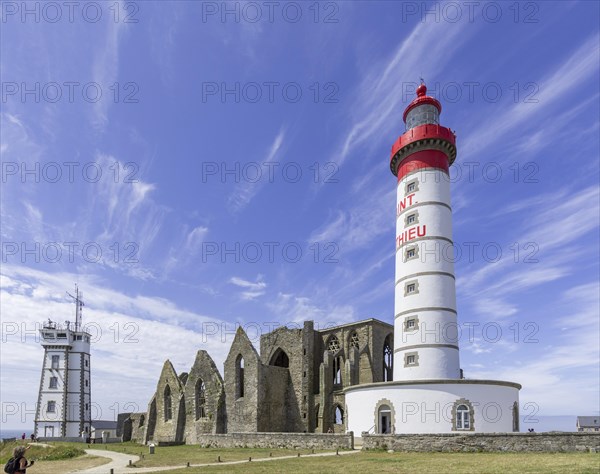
xmin=35 ymin=286 xmax=92 ymax=439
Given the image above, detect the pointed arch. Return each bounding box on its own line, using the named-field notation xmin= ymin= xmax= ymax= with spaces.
xmin=164 ymin=385 xmax=172 ymax=421
xmin=333 ymin=404 xmax=344 ymax=425
xmin=236 ymin=355 xmax=245 ymax=399
xmin=195 ymin=378 xmax=206 ymax=420
xmin=383 ymin=333 xmax=393 ymax=381
xmin=269 ymin=348 xmax=290 ymax=368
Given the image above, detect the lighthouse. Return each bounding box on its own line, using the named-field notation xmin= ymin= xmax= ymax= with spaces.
xmin=344 ymin=82 xmax=521 ymax=435
xmin=34 ymin=286 xmax=92 ymax=439
xmin=390 ymin=82 xmax=460 ymax=380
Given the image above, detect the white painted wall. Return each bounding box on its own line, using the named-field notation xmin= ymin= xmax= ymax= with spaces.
xmin=394 ymin=167 xmax=460 ymax=380
xmin=346 ymin=382 xmax=519 ymax=434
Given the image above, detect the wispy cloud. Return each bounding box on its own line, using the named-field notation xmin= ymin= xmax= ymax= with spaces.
xmin=334 ymin=18 xmax=472 ymax=166
xmin=228 ymin=129 xmax=285 ymax=212
xmin=460 ymin=34 xmax=600 ymax=159
xmin=229 ymin=275 xmax=267 ymax=300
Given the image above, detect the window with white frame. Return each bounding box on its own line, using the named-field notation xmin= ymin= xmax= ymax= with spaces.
xmin=452 ymin=399 xmax=474 ymax=431
xmin=47 ymin=401 xmax=56 ymax=413
xmin=51 ymin=355 xmax=59 ymax=369
xmin=49 ymin=377 xmax=58 ymax=389
xmin=456 ymin=405 xmax=470 ymax=430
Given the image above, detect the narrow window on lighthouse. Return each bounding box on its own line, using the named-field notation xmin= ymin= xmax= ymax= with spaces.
xmin=404 ymin=281 xmax=419 ymax=296
xmin=405 ymin=212 xmax=419 ymax=227
xmin=404 ymin=351 xmax=419 ymax=367
xmin=404 ymin=245 xmax=419 ymax=262
xmin=51 ymin=355 xmax=59 ymax=369
xmin=49 ymin=377 xmax=58 ymax=389
xmin=405 ymin=179 xmax=418 ymax=195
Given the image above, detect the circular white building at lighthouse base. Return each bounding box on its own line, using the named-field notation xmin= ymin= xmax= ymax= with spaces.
xmin=345 ymin=379 xmax=521 ymax=435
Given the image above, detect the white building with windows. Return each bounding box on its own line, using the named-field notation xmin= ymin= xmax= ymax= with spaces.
xmin=344 ymin=83 xmax=521 ymax=435
xmin=34 ymin=287 xmax=92 ymax=438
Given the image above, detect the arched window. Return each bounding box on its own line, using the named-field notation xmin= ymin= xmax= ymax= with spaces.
xmin=270 ymin=349 xmax=290 ymax=368
xmin=139 ymin=414 xmax=145 ymax=427
xmin=452 ymin=398 xmax=474 ymax=431
xmin=333 ymin=356 xmax=342 ymax=385
xmin=349 ymin=332 xmax=359 ymax=349
xmin=456 ymin=405 xmax=471 ymax=430
xmin=236 ymin=355 xmax=244 ymax=399
xmin=327 ymin=335 xmax=340 ymax=353
xmin=334 ymin=405 xmax=344 ymax=425
xmin=383 ymin=334 xmax=393 ymax=381
xmin=164 ymin=385 xmax=172 ymax=421
xmin=456 ymin=405 xmax=469 ymax=430
xmin=195 ymin=379 xmax=206 ymax=420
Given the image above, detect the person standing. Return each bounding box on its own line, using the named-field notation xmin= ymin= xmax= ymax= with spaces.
xmin=11 ymin=445 xmax=35 ymax=473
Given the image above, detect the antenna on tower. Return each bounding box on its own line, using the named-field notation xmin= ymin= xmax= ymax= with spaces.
xmin=419 ymin=77 xmax=425 ymax=85
xmin=66 ymin=285 xmax=84 ymax=331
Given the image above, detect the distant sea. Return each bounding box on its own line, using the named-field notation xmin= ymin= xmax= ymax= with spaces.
xmin=0 ymin=429 xmax=33 ymax=440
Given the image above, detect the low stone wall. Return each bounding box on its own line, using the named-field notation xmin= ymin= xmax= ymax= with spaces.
xmin=361 ymin=432 xmax=600 ymax=452
xmin=194 ymin=432 xmax=354 ymax=450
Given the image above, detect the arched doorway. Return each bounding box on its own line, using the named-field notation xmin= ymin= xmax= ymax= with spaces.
xmin=378 ymin=405 xmax=392 ymax=434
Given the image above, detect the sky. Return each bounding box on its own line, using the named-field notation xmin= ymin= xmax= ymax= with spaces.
xmin=1 ymin=1 xmax=599 ymax=432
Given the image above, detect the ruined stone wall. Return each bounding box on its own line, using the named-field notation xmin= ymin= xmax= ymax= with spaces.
xmin=257 ymin=365 xmax=292 ymax=432
xmin=125 ymin=413 xmax=146 ymax=443
xmin=145 ymin=361 xmax=186 ymax=443
xmin=224 ymin=328 xmax=262 ymax=432
xmin=194 ymin=432 xmax=354 ymax=450
xmin=184 ymin=350 xmax=226 ymax=443
xmin=361 ymin=432 xmax=600 ymax=452
xmin=259 ymin=321 xmax=315 ymax=432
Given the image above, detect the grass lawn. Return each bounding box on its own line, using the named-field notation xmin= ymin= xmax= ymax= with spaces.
xmin=7 ymin=441 xmax=598 ymax=473
xmin=161 ymin=451 xmax=600 ymax=474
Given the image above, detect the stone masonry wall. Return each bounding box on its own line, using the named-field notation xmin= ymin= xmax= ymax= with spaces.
xmin=362 ymin=432 xmax=600 ymax=452
xmin=194 ymin=432 xmax=354 ymax=450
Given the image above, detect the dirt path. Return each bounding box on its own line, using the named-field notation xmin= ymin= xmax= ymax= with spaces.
xmin=69 ymin=448 xmax=359 ymax=473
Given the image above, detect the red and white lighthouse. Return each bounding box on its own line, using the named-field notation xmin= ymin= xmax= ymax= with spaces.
xmin=344 ymin=82 xmax=520 ymax=434
xmin=390 ymin=83 xmax=460 ymax=380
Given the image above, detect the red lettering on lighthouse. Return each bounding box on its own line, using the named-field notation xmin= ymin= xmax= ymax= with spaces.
xmin=395 ymin=225 xmax=427 ymax=250
xmin=396 ymin=193 xmax=416 ymax=217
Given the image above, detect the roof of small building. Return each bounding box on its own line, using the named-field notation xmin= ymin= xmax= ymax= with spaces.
xmin=91 ymin=420 xmax=118 ymax=430
xmin=576 ymin=416 xmax=599 ymax=427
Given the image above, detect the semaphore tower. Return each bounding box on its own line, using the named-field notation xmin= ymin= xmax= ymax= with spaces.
xmin=34 ymin=286 xmax=92 ymax=439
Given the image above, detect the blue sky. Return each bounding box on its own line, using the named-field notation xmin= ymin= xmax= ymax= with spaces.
xmin=1 ymin=1 xmax=598 ymax=430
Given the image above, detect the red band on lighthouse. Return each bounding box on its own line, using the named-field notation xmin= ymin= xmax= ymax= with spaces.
xmin=396 ymin=149 xmax=449 ymax=182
